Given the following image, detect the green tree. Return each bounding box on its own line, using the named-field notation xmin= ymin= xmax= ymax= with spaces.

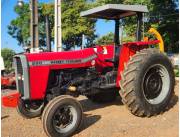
xmin=8 ymin=3 xmax=54 ymax=48
xmin=1 ymin=48 xmax=15 ymax=73
xmin=149 ymin=0 xmax=179 ymax=53
xmin=61 ymin=0 xmax=96 ymax=50
xmin=40 ymin=3 xmax=54 ymax=47
xmin=8 ymin=4 xmax=30 ymax=47
xmin=94 ymin=0 xmax=179 ymax=53
xmin=8 ymin=1 xmax=97 ymax=50
xmin=95 ymin=32 xmax=114 ymax=45
xmin=95 ymin=31 xmax=136 ymax=45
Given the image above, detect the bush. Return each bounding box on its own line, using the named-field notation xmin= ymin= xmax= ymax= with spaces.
xmin=1 ymin=48 xmax=15 ymax=73
xmin=174 ymin=67 xmax=179 ymax=77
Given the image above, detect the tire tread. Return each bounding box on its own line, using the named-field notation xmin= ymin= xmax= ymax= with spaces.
xmin=119 ymin=48 xmax=175 ymax=117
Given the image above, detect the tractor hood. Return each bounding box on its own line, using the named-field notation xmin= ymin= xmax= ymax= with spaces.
xmin=26 ymin=47 xmax=96 ymax=63
xmin=24 ymin=45 xmax=114 ymax=68
xmin=13 ymin=45 xmax=114 ymax=100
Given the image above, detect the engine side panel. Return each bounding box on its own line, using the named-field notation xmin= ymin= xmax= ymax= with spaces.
xmin=29 ymin=66 xmax=50 ymax=99
xmin=26 ymin=45 xmax=114 ymax=100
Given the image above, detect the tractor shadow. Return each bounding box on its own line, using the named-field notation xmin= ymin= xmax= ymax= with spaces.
xmin=79 ymin=93 xmax=178 ymax=113
xmin=79 ymin=96 xmax=123 ymax=112
xmin=76 ymin=96 xmax=123 ymax=133
xmin=76 ymin=113 xmax=101 ymax=134
xmin=77 ymin=94 xmax=178 ymax=133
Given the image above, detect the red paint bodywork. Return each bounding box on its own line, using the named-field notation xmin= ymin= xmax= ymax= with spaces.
xmin=26 ymin=41 xmax=159 ymax=100
xmin=2 ymin=92 xmax=20 ymax=107
xmin=26 ymin=45 xmax=114 ymax=99
xmin=2 ymin=40 xmax=160 ymax=107
xmin=116 ymin=40 xmax=159 ymax=86
xmin=1 ymin=74 xmax=16 ymax=88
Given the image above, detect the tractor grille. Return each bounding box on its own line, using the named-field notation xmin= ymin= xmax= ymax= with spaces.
xmin=15 ymin=57 xmax=24 ymax=96
xmin=16 ymin=58 xmax=23 ymax=74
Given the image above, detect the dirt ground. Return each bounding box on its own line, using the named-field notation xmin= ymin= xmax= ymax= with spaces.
xmin=1 ymin=82 xmax=179 ymax=137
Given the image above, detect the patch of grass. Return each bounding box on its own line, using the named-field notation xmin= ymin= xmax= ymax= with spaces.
xmin=174 ymin=67 xmax=179 ymax=77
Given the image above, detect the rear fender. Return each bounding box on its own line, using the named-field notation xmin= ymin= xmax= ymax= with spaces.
xmin=116 ymin=40 xmax=159 ymax=87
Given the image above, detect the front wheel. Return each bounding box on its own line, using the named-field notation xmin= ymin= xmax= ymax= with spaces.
xmin=17 ymin=99 xmax=44 ymax=119
xmin=42 ymin=95 xmax=83 ymax=137
xmin=120 ymin=48 xmax=175 ymax=117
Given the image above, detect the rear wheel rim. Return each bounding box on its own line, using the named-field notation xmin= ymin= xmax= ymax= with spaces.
xmin=142 ymin=64 xmax=170 ymax=105
xmin=52 ymin=105 xmax=78 ymax=134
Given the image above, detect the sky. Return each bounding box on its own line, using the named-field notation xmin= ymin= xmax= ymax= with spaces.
xmin=1 ymin=0 xmax=115 ymax=53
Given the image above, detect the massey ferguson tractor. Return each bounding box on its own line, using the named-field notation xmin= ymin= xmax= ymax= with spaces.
xmin=2 ymin=4 xmax=175 ymax=137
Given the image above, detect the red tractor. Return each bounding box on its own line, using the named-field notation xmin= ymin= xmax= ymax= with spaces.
xmin=1 ymin=73 xmax=16 ymax=89
xmin=2 ymin=4 xmax=175 ymax=137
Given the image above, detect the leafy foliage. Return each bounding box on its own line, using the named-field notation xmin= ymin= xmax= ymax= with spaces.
xmin=149 ymin=0 xmax=179 ymax=53
xmin=8 ymin=3 xmax=54 ymax=48
xmin=95 ymin=32 xmax=136 ymax=45
xmin=174 ymin=67 xmax=179 ymax=77
xmin=61 ymin=0 xmax=96 ymax=50
xmin=94 ymin=0 xmax=179 ymax=53
xmin=1 ymin=48 xmax=15 ymax=73
xmin=8 ymin=0 xmax=178 ymax=52
xmin=8 ymin=4 xmax=30 ymax=46
xmin=95 ymin=32 xmax=114 ymax=45
xmin=8 ymin=1 xmax=97 ymax=50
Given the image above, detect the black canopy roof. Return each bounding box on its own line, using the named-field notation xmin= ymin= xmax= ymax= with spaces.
xmin=80 ymin=4 xmax=148 ymax=20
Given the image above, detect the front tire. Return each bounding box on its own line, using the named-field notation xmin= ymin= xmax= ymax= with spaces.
xmin=17 ymin=99 xmax=44 ymax=119
xmin=42 ymin=95 xmax=83 ymax=137
xmin=120 ymin=48 xmax=175 ymax=117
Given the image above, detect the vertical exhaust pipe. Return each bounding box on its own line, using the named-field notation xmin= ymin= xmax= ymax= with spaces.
xmin=114 ymin=19 xmax=120 ymax=46
xmin=45 ymin=15 xmax=51 ymax=52
xmin=136 ymin=13 xmax=143 ymax=41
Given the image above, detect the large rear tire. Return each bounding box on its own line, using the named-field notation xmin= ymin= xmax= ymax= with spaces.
xmin=86 ymin=88 xmax=118 ymax=103
xmin=42 ymin=95 xmax=83 ymax=137
xmin=119 ymin=48 xmax=175 ymax=117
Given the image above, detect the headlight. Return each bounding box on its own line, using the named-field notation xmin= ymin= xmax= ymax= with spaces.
xmin=18 ymin=74 xmax=24 ymax=80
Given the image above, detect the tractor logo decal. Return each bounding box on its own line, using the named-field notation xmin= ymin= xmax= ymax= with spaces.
xmin=28 ymin=54 xmax=97 ymax=66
